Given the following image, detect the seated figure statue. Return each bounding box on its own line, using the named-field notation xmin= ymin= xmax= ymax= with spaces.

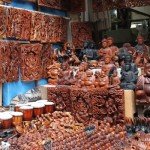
xmin=136 ymin=63 xmax=150 ymax=104
xmin=120 ymin=55 xmax=138 ymax=90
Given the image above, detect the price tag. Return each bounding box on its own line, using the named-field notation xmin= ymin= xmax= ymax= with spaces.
xmin=44 ymin=140 xmax=52 ymax=150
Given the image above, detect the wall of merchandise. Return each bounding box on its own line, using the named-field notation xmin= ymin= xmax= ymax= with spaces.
xmin=1 ymin=0 xmax=68 ymax=106
xmin=0 ymin=0 xmax=95 ymax=106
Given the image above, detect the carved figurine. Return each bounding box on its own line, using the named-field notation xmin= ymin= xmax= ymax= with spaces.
xmin=58 ymin=62 xmax=73 ymax=85
xmin=107 ymin=37 xmax=119 ymax=57
xmin=109 ymin=68 xmax=120 ymax=88
xmin=136 ymin=63 xmax=150 ymax=104
xmin=101 ymin=55 xmax=115 ymax=75
xmin=47 ymin=62 xmax=61 ymax=85
xmin=64 ymin=42 xmax=80 ymax=66
xmin=134 ymin=35 xmax=150 ymax=67
xmin=80 ymin=70 xmax=95 ymax=88
xmin=98 ymin=39 xmax=112 ymax=61
xmin=120 ymin=54 xmax=138 ymax=90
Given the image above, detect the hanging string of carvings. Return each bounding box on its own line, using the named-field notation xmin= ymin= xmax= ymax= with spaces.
xmin=6 ymin=8 xmax=31 ymax=40
xmin=0 ymin=41 xmax=20 ymax=83
xmin=93 ymin=0 xmax=150 ymax=12
xmin=20 ymin=43 xmax=43 ymax=81
xmin=41 ymin=44 xmax=53 ymax=78
xmin=71 ymin=22 xmax=93 ymax=49
xmin=0 ymin=6 xmax=6 ymax=38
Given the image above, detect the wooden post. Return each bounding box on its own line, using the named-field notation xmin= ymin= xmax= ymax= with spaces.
xmin=124 ymin=90 xmax=136 ymax=120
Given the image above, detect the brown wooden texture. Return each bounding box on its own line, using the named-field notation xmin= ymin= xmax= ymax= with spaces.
xmin=0 ymin=6 xmax=6 ymax=38
xmin=47 ymin=86 xmax=124 ymax=125
xmin=41 ymin=43 xmax=53 ymax=78
xmin=71 ymin=22 xmax=93 ymax=49
xmin=20 ymin=43 xmax=43 ymax=81
xmin=6 ymin=8 xmax=31 ymax=40
xmin=0 ymin=41 xmax=20 ymax=83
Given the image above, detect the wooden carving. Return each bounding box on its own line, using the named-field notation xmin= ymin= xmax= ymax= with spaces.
xmin=20 ymin=43 xmax=43 ymax=81
xmin=30 ymin=12 xmax=43 ymax=41
xmin=69 ymin=0 xmax=85 ymax=13
xmin=71 ymin=22 xmax=93 ymax=49
xmin=6 ymin=8 xmax=31 ymax=40
xmin=31 ymin=12 xmax=67 ymax=43
xmin=41 ymin=43 xmax=53 ymax=78
xmin=93 ymin=0 xmax=150 ymax=12
xmin=38 ymin=0 xmax=70 ymax=11
xmin=0 ymin=41 xmax=20 ymax=83
xmin=47 ymin=86 xmax=124 ymax=125
xmin=0 ymin=6 xmax=6 ymax=38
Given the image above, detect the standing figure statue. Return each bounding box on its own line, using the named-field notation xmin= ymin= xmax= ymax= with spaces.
xmin=134 ymin=35 xmax=150 ymax=67
xmin=136 ymin=63 xmax=150 ymax=104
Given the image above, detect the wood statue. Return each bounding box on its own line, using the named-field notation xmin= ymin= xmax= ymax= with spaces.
xmin=134 ymin=35 xmax=150 ymax=67
xmin=120 ymin=54 xmax=138 ymax=90
xmin=136 ymin=63 xmax=150 ymax=104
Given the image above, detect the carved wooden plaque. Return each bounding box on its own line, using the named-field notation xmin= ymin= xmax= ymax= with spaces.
xmin=6 ymin=7 xmax=31 ymax=40
xmin=38 ymin=0 xmax=70 ymax=11
xmin=0 ymin=41 xmax=20 ymax=83
xmin=30 ymin=12 xmax=43 ymax=41
xmin=41 ymin=43 xmax=53 ymax=78
xmin=69 ymin=0 xmax=85 ymax=13
xmin=20 ymin=43 xmax=43 ymax=81
xmin=71 ymin=22 xmax=93 ymax=49
xmin=0 ymin=6 xmax=7 ymax=38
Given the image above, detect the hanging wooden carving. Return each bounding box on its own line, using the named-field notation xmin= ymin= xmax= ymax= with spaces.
xmin=6 ymin=8 xmax=31 ymax=40
xmin=0 ymin=41 xmax=20 ymax=83
xmin=71 ymin=22 xmax=93 ymax=49
xmin=69 ymin=0 xmax=85 ymax=13
xmin=30 ymin=12 xmax=43 ymax=42
xmin=58 ymin=17 xmax=68 ymax=43
xmin=0 ymin=6 xmax=6 ymax=38
xmin=31 ymin=12 xmax=67 ymax=43
xmin=38 ymin=0 xmax=70 ymax=11
xmin=93 ymin=0 xmax=150 ymax=12
xmin=20 ymin=43 xmax=43 ymax=81
xmin=126 ymin=0 xmax=150 ymax=7
xmin=41 ymin=43 xmax=53 ymax=78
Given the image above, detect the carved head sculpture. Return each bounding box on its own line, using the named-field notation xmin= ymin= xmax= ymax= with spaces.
xmin=83 ymin=41 xmax=91 ymax=49
xmin=124 ymin=54 xmax=133 ymax=64
xmin=100 ymin=69 xmax=106 ymax=78
xmin=95 ymin=71 xmax=100 ymax=78
xmin=61 ymin=62 xmax=70 ymax=71
xmin=124 ymin=64 xmax=131 ymax=72
xmin=104 ymin=55 xmax=112 ymax=64
xmin=137 ymin=35 xmax=144 ymax=45
xmin=86 ymin=70 xmax=93 ymax=77
xmin=79 ymin=62 xmax=89 ymax=72
xmin=101 ymin=38 xmax=108 ymax=48
xmin=107 ymin=37 xmax=114 ymax=47
xmin=144 ymin=63 xmax=150 ymax=77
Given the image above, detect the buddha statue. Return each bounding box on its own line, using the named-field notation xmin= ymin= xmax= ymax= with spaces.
xmin=98 ymin=38 xmax=112 ymax=61
xmin=101 ymin=55 xmax=115 ymax=76
xmin=107 ymin=37 xmax=119 ymax=57
xmin=80 ymin=70 xmax=95 ymax=89
xmin=120 ymin=55 xmax=138 ymax=90
xmin=98 ymin=70 xmax=109 ymax=89
xmin=136 ymin=63 xmax=150 ymax=104
xmin=58 ymin=62 xmax=73 ymax=85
